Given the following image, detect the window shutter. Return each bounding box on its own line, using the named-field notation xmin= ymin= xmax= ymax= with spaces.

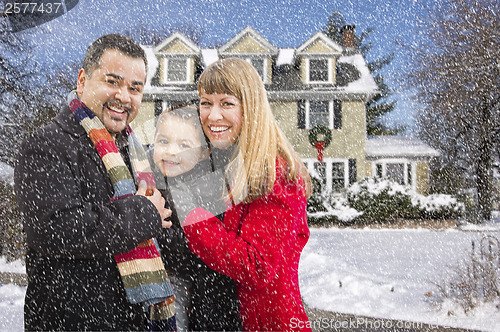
xmin=154 ymin=100 xmax=163 ymax=117
xmin=348 ymin=158 xmax=357 ymax=185
xmin=407 ymin=163 xmax=412 ymax=186
xmin=334 ymin=100 xmax=342 ymax=129
xmin=297 ymin=100 xmax=306 ymax=129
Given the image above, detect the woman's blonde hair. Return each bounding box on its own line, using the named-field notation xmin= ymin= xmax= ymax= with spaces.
xmin=197 ymin=57 xmax=311 ymax=203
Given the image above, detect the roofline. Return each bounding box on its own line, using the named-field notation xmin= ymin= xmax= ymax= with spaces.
xmin=154 ymin=32 xmax=200 ymax=54
xmin=219 ymin=26 xmax=278 ymax=55
xmin=143 ymin=89 xmax=379 ymax=102
xmin=296 ymin=31 xmax=343 ymax=55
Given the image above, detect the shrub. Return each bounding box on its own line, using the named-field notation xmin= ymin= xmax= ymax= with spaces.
xmin=346 ymin=177 xmax=464 ymax=225
xmin=307 ymin=177 xmax=464 ymax=226
xmin=306 ymin=177 xmax=361 ymax=226
xmin=0 ymin=181 xmax=25 ymax=262
xmin=429 ymin=235 xmax=500 ymax=314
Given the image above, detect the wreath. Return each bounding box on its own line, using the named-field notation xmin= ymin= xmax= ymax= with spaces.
xmin=308 ymin=125 xmax=332 ymax=148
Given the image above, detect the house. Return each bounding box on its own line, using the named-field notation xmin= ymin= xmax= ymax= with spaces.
xmin=132 ymin=26 xmax=439 ymax=195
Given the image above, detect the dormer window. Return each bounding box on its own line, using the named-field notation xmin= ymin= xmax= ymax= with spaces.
xmin=164 ymin=58 xmax=189 ymax=83
xmin=306 ymin=58 xmax=332 ymax=84
xmin=244 ymin=58 xmax=267 ymax=83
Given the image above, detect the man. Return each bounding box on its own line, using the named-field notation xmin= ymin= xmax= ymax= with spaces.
xmin=15 ymin=34 xmax=172 ymax=331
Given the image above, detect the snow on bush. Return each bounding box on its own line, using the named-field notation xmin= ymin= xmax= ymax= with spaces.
xmin=307 ymin=177 xmax=464 ymax=226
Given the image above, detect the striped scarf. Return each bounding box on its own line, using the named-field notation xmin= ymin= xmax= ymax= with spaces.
xmin=67 ymin=91 xmax=176 ymax=331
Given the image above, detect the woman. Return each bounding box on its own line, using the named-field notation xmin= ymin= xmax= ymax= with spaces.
xmin=181 ymin=57 xmax=313 ymax=331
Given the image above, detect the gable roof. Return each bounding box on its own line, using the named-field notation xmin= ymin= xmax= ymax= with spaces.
xmin=219 ymin=26 xmax=278 ymax=55
xmin=296 ymin=31 xmax=343 ymax=55
xmin=154 ymin=32 xmax=200 ymax=54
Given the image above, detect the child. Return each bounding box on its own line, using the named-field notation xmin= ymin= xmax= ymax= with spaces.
xmin=151 ymin=102 xmax=241 ymax=331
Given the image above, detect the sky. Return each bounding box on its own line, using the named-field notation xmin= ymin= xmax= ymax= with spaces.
xmin=5 ymin=0 xmax=438 ymax=131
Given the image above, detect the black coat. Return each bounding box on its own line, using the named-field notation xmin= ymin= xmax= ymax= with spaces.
xmin=150 ymin=152 xmax=242 ymax=331
xmin=15 ymin=106 xmax=163 ymax=331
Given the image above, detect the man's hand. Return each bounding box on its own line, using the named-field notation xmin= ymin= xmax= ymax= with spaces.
xmin=136 ymin=181 xmax=172 ymax=228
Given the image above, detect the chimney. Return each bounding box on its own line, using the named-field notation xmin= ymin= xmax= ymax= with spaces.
xmin=340 ymin=25 xmax=355 ymax=48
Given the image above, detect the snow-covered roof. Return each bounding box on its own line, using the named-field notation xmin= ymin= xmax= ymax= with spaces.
xmin=338 ymin=54 xmax=378 ymax=93
xmin=201 ymin=49 xmax=219 ymax=67
xmin=0 ymin=161 xmax=14 ymax=185
xmin=141 ymin=45 xmax=159 ymax=88
xmin=276 ymin=48 xmax=295 ymax=66
xmin=366 ymin=136 xmax=440 ymax=159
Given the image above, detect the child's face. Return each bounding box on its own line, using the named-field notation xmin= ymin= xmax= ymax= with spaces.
xmin=154 ymin=116 xmax=208 ymax=177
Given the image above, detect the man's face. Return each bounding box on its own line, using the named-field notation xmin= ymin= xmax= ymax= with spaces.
xmin=77 ymin=49 xmax=146 ymax=136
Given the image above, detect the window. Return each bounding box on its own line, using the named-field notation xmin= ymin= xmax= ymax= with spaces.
xmin=374 ymin=161 xmax=414 ymax=187
xmin=314 ymin=162 xmax=327 ymax=188
xmin=386 ymin=163 xmax=405 ymax=185
xmin=308 ymin=59 xmax=330 ymax=83
xmin=297 ymin=100 xmax=342 ymax=130
xmin=309 ymin=101 xmax=330 ymax=128
xmin=332 ymin=162 xmax=345 ymax=192
xmin=164 ymin=58 xmax=189 ymax=83
xmin=245 ymin=58 xmax=267 ymax=83
xmin=306 ymin=159 xmax=349 ymax=193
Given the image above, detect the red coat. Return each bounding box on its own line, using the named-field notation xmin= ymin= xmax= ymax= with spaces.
xmin=182 ymin=163 xmax=311 ymax=331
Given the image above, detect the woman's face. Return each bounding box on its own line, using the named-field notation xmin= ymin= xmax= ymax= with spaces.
xmin=199 ymin=91 xmax=243 ymax=150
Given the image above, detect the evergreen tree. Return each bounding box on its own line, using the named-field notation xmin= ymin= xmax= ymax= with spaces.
xmin=323 ymin=11 xmax=404 ymax=135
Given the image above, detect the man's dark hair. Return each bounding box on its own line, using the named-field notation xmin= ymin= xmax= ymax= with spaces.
xmin=82 ymin=33 xmax=148 ymax=77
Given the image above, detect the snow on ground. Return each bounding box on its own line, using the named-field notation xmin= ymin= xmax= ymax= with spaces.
xmin=1 ymin=225 xmax=499 ymax=331
xmin=299 ymin=226 xmax=500 ymax=332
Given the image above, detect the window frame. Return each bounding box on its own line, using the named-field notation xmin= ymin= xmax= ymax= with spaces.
xmin=305 ymin=158 xmax=349 ymax=193
xmin=305 ymin=100 xmax=334 ymax=129
xmin=244 ymin=57 xmax=268 ymax=83
xmin=163 ymin=57 xmax=190 ymax=84
xmin=306 ymin=58 xmax=332 ymax=84
xmin=373 ymin=159 xmax=416 ymax=189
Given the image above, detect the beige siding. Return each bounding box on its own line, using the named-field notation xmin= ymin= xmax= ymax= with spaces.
xmin=365 ymin=161 xmax=373 ymax=178
xmin=300 ymin=58 xmax=307 ymax=83
xmin=265 ymin=57 xmax=272 ymax=83
xmin=416 ymin=162 xmax=430 ymax=195
xmin=159 ymin=40 xmax=193 ymax=53
xmin=271 ymin=100 xmax=367 ymax=180
xmin=226 ymin=35 xmax=268 ymax=53
xmin=302 ymin=39 xmax=334 ymax=53
xmin=159 ymin=58 xmax=165 ymax=83
xmin=188 ymin=57 xmax=195 ymax=83
xmin=331 ymin=58 xmax=336 ymax=85
xmin=131 ymin=102 xmax=156 ymax=145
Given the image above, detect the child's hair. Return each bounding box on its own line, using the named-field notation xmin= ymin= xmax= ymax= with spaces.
xmin=197 ymin=57 xmax=311 ymax=203
xmin=155 ymin=102 xmax=207 ymax=148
